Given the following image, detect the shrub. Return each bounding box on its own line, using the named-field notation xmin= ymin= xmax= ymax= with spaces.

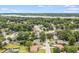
xmin=64 ymin=46 xmax=77 ymax=53
xmin=53 ymin=47 xmax=61 ymax=53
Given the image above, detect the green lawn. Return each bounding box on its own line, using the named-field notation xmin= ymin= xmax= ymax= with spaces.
xmin=38 ymin=49 xmax=45 ymax=53
xmin=19 ymin=45 xmax=28 ymax=53
xmin=4 ymin=43 xmax=28 ymax=53
xmin=4 ymin=43 xmax=20 ymax=49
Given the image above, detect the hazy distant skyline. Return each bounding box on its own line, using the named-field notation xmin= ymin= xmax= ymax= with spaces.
xmin=0 ymin=5 xmax=79 ymax=13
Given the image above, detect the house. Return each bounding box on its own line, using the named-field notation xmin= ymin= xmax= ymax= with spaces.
xmin=30 ymin=43 xmax=40 ymax=53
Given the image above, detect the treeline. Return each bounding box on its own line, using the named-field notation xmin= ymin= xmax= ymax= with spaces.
xmin=0 ymin=16 xmax=79 ymax=31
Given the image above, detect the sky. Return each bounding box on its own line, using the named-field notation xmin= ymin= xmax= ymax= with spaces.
xmin=0 ymin=5 xmax=79 ymax=13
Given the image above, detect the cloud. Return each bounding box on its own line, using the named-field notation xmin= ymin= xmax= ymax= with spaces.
xmin=64 ymin=5 xmax=79 ymax=13
xmin=66 ymin=5 xmax=79 ymax=11
xmin=64 ymin=5 xmax=76 ymax=7
xmin=10 ymin=9 xmax=22 ymax=13
xmin=37 ymin=5 xmax=45 ymax=7
xmin=64 ymin=10 xmax=78 ymax=13
xmin=0 ymin=8 xmax=22 ymax=13
xmin=67 ymin=8 xmax=79 ymax=11
xmin=0 ymin=7 xmax=39 ymax=13
xmin=0 ymin=8 xmax=9 ymax=10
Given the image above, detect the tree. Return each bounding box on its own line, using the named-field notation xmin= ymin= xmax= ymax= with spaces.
xmin=47 ymin=33 xmax=52 ymax=39
xmin=57 ymin=30 xmax=72 ymax=41
xmin=0 ymin=42 xmax=2 ymax=49
xmin=65 ymin=46 xmax=77 ymax=53
xmin=74 ymin=31 xmax=79 ymax=41
xmin=40 ymin=32 xmax=46 ymax=42
xmin=16 ymin=31 xmax=30 ymax=45
xmin=53 ymin=47 xmax=61 ymax=53
xmin=68 ymin=34 xmax=76 ymax=45
xmin=30 ymin=32 xmax=35 ymax=41
xmin=25 ymin=40 xmax=32 ymax=52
